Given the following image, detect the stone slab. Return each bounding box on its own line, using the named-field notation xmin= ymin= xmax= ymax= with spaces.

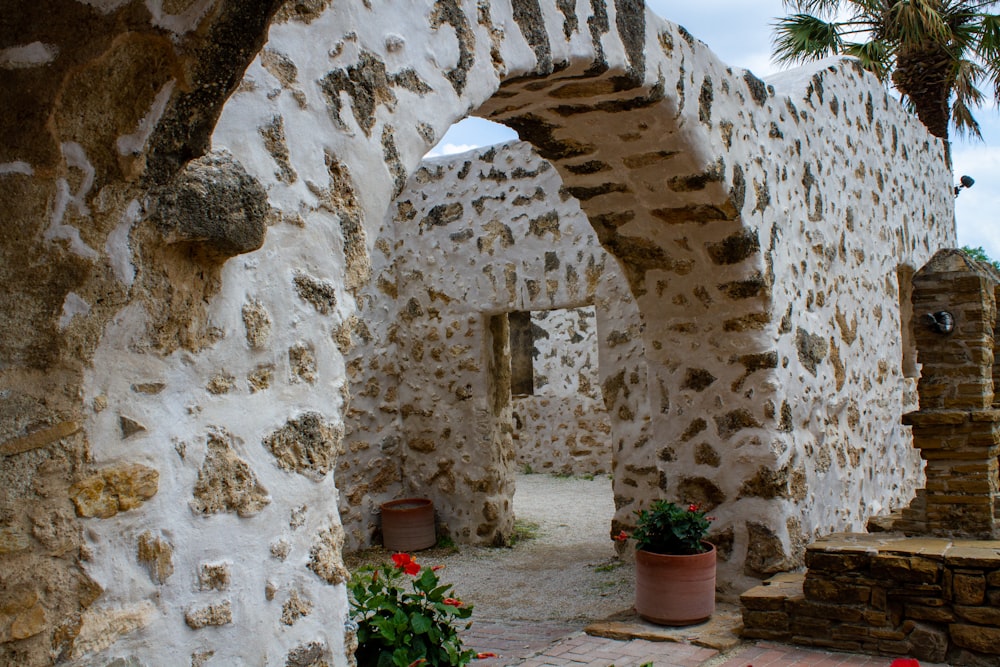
xmin=585 ymin=602 xmax=743 ymax=651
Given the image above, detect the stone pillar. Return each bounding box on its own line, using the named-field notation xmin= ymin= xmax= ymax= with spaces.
xmin=897 ymin=249 xmax=1000 ymax=538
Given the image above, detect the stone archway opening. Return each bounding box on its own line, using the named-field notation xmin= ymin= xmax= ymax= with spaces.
xmin=508 ymin=305 xmax=612 ymax=477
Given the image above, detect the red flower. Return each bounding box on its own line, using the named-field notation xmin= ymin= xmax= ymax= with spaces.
xmin=442 ymin=597 xmax=463 ymax=607
xmin=889 ymin=661 xmax=920 ymax=667
xmin=613 ymin=530 xmax=629 ymax=542
xmin=391 ymin=553 xmax=421 ymax=575
xmin=475 ymin=652 xmax=498 ymax=659
xmin=688 ymin=504 xmax=699 ymax=512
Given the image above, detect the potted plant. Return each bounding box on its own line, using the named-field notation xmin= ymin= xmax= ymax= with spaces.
xmin=349 ymin=553 xmax=493 ymax=666
xmin=615 ymin=500 xmax=716 ymax=626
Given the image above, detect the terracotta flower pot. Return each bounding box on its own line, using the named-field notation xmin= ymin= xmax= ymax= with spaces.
xmin=634 ymin=542 xmax=716 ymax=626
xmin=380 ymin=498 xmax=436 ymax=552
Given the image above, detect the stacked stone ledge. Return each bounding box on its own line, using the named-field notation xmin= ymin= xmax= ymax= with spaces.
xmin=741 ymin=534 xmax=1000 ymax=665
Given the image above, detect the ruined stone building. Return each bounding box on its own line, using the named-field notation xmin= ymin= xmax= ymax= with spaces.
xmin=1 ymin=1 xmax=956 ymax=665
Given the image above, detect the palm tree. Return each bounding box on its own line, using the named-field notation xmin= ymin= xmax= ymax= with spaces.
xmin=773 ymin=1 xmax=1000 ymax=147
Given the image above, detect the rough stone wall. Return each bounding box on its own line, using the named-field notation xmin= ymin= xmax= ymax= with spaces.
xmin=514 ymin=305 xmax=613 ymax=476
xmin=2 ymin=1 xmax=956 ymax=664
xmin=339 ymin=141 xmax=636 ymax=549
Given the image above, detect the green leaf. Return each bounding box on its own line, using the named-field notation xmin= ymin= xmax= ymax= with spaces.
xmin=410 ymin=612 xmax=432 ymax=634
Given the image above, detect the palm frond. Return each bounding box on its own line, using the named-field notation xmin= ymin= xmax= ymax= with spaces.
xmin=889 ymin=0 xmax=950 ymax=44
xmin=952 ymin=95 xmax=984 ymax=138
xmin=975 ymin=14 xmax=1000 ymax=61
xmin=782 ymin=0 xmax=848 ymax=19
xmin=773 ymin=13 xmax=845 ymax=64
xmin=951 ymin=58 xmax=985 ymax=138
xmin=843 ymin=39 xmax=893 ymax=79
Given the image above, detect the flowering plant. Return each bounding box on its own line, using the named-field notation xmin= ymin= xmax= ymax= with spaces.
xmin=349 ymin=553 xmax=479 ymax=666
xmin=616 ymin=500 xmax=714 ymax=555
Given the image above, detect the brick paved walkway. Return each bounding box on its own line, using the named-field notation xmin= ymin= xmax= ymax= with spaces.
xmin=464 ymin=623 xmax=947 ymax=667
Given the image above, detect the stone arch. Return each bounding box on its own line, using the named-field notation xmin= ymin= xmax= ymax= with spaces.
xmin=2 ymin=1 xmax=955 ymax=664
xmin=267 ymin=1 xmax=776 ymax=572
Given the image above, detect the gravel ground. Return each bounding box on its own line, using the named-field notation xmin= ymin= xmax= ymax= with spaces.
xmin=347 ymin=474 xmax=635 ymax=624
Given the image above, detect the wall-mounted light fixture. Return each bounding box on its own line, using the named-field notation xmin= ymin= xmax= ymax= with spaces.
xmin=925 ymin=311 xmax=955 ymax=334
xmin=954 ymin=175 xmax=975 ymax=197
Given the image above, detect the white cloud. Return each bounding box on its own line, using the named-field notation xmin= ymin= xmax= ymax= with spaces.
xmin=425 ymin=142 xmax=479 ymax=158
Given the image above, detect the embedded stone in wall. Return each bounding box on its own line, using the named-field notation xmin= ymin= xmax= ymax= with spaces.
xmin=285 ymin=642 xmax=332 ymax=667
xmin=136 ymin=531 xmax=173 ymax=584
xmin=206 ymin=372 xmax=236 ymax=395
xmin=694 ymin=443 xmax=721 ymax=467
xmin=69 ymin=463 xmax=159 ymax=518
xmin=263 ymin=412 xmax=344 ymax=479
xmin=0 ymin=420 xmax=80 ymax=456
xmin=242 ymin=300 xmax=272 ymax=349
xmin=190 ymin=431 xmax=270 ymax=517
xmin=184 ymin=601 xmax=232 ymax=629
xmin=0 ymin=585 xmax=46 ymax=642
xmin=307 ymin=523 xmax=348 ymax=585
xmin=714 ymin=409 xmax=761 ymax=439
xmin=119 ymin=415 xmax=146 ymax=439
xmin=293 ymin=272 xmax=337 ymax=314
xmin=150 ymin=149 xmax=269 ymax=259
xmin=198 ymin=562 xmax=231 ymax=591
xmin=69 ymin=601 xmax=155 ymax=661
xmin=248 ymin=364 xmax=274 ymax=392
xmin=677 ymin=476 xmax=726 ymax=510
xmin=744 ymin=522 xmax=791 ymax=577
xmin=682 ymin=368 xmax=716 ymax=391
xmin=281 ymin=589 xmax=312 ymax=626
xmin=0 ymin=526 xmax=30 ymax=554
xmin=795 ymin=327 xmax=828 ymax=376
xmin=289 ymin=343 xmax=317 ymax=384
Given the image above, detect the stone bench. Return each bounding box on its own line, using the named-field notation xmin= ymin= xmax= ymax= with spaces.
xmin=740 ymin=533 xmax=1000 ymax=665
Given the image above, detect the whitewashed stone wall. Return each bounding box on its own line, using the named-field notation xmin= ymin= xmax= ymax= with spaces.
xmin=339 ymin=141 xmax=635 ymax=549
xmin=1 ymin=1 xmax=955 ymax=665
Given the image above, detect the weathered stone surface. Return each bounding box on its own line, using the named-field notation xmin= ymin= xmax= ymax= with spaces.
xmin=241 ymin=300 xmax=272 ymax=349
xmin=70 ymin=602 xmax=157 ymax=660
xmin=744 ymin=522 xmax=791 ymax=577
xmin=185 ymin=601 xmax=232 ymax=629
xmin=953 ymin=572 xmax=987 ymax=605
xmin=137 ymin=531 xmax=173 ymax=584
xmin=264 ymin=413 xmax=343 ymax=479
xmin=0 ymin=586 xmax=47 ymax=642
xmin=199 ymin=562 xmax=231 ymax=591
xmin=190 ymin=431 xmax=270 ymax=517
xmin=950 ymin=623 xmax=1000 ymax=654
xmin=206 ymin=372 xmax=236 ymax=395
xmin=870 ymin=554 xmax=940 ymax=584
xmin=307 ymin=523 xmax=348 ymax=585
xmin=285 ymin=642 xmax=332 ymax=667
xmin=118 ymin=415 xmax=147 ymax=439
xmin=0 ymin=420 xmax=80 ymax=456
xmin=151 ymin=149 xmax=269 ymax=258
xmin=795 ymin=327 xmax=828 ymax=376
xmin=70 ymin=464 xmax=159 ymax=518
xmin=281 ymin=589 xmax=312 ymax=626
xmin=288 ymin=343 xmax=317 ymax=384
xmin=0 ymin=526 xmax=31 ymax=554
xmin=293 ymin=272 xmax=338 ymax=314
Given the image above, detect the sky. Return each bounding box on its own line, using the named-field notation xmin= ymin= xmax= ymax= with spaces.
xmin=427 ymin=1 xmax=1000 ymax=261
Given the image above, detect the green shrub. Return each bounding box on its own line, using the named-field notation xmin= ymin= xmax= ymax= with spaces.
xmin=349 ymin=553 xmax=475 ymax=666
